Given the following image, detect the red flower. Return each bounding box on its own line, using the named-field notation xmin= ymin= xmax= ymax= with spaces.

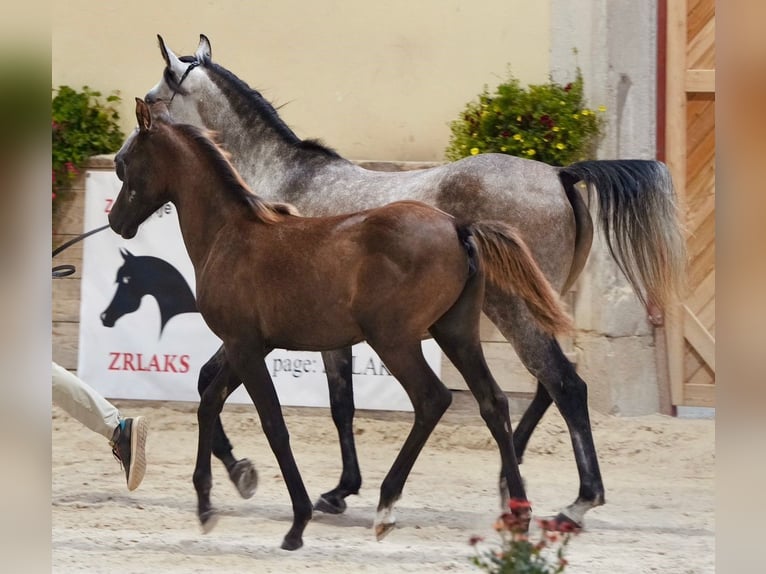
xmin=469 ymin=535 xmax=484 ymax=546
xmin=509 ymin=498 xmax=531 ymax=513
xmin=564 ymin=83 xmax=573 ymax=92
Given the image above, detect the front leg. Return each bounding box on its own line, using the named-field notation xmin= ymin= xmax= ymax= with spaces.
xmin=193 ymin=355 xmax=239 ymax=533
xmin=199 ymin=347 xmax=258 ymax=499
xmin=229 ymin=347 xmax=313 ymax=551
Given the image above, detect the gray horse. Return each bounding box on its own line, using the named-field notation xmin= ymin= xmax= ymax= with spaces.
xmin=143 ymin=34 xmax=685 ymax=530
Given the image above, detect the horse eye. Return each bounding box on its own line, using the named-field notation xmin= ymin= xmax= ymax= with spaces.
xmin=121 ymin=276 xmax=131 ymax=284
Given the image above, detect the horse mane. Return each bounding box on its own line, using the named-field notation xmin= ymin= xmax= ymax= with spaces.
xmin=173 ymin=123 xmax=292 ymax=224
xmin=201 ymin=60 xmax=342 ymax=159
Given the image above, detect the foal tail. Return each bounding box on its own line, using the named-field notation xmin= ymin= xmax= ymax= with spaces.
xmin=559 ymin=160 xmax=687 ymax=311
xmin=468 ymin=221 xmax=572 ymax=336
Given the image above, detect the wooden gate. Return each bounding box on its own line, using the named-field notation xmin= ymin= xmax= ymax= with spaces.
xmin=663 ymin=0 xmax=715 ymax=407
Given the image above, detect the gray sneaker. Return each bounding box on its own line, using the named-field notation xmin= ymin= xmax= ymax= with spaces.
xmin=110 ymin=416 xmax=148 ymax=491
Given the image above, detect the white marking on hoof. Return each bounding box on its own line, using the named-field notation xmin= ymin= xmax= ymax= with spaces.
xmin=200 ymin=512 xmax=219 ymax=534
xmin=560 ymin=500 xmax=591 ymax=527
xmin=374 ymin=507 xmax=396 ymax=541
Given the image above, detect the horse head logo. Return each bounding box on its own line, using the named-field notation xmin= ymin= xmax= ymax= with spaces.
xmin=100 ymin=248 xmax=197 ymax=337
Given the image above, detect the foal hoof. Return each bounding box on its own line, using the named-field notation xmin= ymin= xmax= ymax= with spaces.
xmin=374 ymin=520 xmax=396 ymax=541
xmin=373 ymin=508 xmax=396 ymax=541
xmin=230 ymin=458 xmax=258 ymax=499
xmin=280 ymin=535 xmax=304 ymax=551
xmin=199 ymin=510 xmax=220 ymax=534
xmin=314 ymin=494 xmax=347 ymax=515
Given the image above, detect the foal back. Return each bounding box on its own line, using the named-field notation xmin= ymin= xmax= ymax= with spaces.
xmin=197 ymin=201 xmax=472 ymax=351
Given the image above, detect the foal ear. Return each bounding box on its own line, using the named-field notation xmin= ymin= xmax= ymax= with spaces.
xmin=119 ymin=248 xmax=134 ymax=260
xmin=196 ymin=34 xmax=211 ymax=61
xmin=135 ymin=98 xmax=152 ymax=132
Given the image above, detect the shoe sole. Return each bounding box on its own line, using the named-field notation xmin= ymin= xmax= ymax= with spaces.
xmin=127 ymin=416 xmax=149 ymax=491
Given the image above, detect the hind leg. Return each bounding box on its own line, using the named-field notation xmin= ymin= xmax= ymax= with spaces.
xmin=314 ymin=347 xmax=362 ymax=514
xmin=199 ymin=347 xmax=258 ymax=499
xmin=366 ymin=340 xmax=452 ymax=540
xmin=485 ymin=292 xmax=605 ymax=528
xmin=429 ymin=277 xmax=530 ymax=527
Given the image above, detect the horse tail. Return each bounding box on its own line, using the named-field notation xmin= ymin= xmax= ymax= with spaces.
xmin=468 ymin=221 xmax=572 ymax=336
xmin=558 ymin=160 xmax=686 ymax=310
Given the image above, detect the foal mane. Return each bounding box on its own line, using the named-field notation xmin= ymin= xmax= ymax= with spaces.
xmin=201 ymin=59 xmax=342 ymax=159
xmin=173 ymin=123 xmax=297 ymax=223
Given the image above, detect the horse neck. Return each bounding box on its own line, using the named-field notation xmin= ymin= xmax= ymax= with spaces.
xmin=190 ymin=71 xmax=340 ymax=198
xmin=167 ymin=148 xmax=251 ymax=269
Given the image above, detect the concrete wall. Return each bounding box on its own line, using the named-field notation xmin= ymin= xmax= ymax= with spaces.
xmin=52 ymin=0 xmax=550 ymax=162
xmin=551 ymin=0 xmax=661 ymax=415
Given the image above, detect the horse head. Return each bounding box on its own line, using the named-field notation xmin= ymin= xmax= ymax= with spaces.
xmin=109 ymin=99 xmax=174 ymax=239
xmin=144 ymin=34 xmax=211 ymax=127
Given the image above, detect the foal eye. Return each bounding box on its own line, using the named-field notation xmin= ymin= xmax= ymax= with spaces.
xmin=128 ymin=189 xmax=137 ymax=203
xmin=121 ymin=276 xmax=131 ymax=284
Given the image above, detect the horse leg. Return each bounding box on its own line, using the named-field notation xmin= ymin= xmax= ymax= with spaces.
xmin=366 ymin=341 xmax=452 ymax=540
xmin=314 ymin=347 xmax=362 ymax=514
xmin=199 ymin=346 xmax=258 ymax=499
xmin=228 ymin=345 xmax=313 ymax=551
xmin=485 ymin=292 xmax=605 ymax=529
xmin=429 ymin=274 xmax=530 ymax=529
xmin=512 ymin=383 xmax=553 ymax=463
xmin=193 ymin=354 xmax=240 ymax=533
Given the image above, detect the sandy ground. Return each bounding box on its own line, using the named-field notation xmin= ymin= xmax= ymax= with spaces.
xmin=52 ymin=396 xmax=714 ymax=573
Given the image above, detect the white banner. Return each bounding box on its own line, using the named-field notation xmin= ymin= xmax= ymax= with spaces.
xmin=78 ymin=170 xmax=442 ymax=411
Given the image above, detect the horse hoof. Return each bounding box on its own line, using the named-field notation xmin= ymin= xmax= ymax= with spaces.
xmin=539 ymin=513 xmax=582 ymax=533
xmin=230 ymin=458 xmax=258 ymax=499
xmin=280 ymin=536 xmax=303 ymax=551
xmin=314 ymin=494 xmax=347 ymax=514
xmin=199 ymin=510 xmax=219 ymax=534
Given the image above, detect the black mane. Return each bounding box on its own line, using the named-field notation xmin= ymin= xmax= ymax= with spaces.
xmin=203 ymin=60 xmax=342 ymax=159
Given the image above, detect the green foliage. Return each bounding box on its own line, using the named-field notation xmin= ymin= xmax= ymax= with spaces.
xmin=52 ymin=86 xmax=124 ymax=207
xmin=445 ymin=70 xmax=605 ymax=166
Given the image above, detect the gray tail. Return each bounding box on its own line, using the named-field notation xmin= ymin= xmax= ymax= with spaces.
xmin=559 ymin=160 xmax=686 ymax=309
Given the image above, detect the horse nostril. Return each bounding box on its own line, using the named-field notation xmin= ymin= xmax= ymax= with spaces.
xmin=100 ymin=312 xmax=107 ymax=323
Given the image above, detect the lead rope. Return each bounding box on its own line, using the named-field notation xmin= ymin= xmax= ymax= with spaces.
xmin=52 ymin=223 xmax=110 ymax=277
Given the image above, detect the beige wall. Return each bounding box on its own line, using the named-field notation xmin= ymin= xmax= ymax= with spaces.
xmin=52 ymin=0 xmax=550 ymax=161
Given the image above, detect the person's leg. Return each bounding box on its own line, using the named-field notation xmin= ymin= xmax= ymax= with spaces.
xmin=52 ymin=362 xmax=148 ymax=490
xmin=52 ymin=361 xmax=119 ymax=439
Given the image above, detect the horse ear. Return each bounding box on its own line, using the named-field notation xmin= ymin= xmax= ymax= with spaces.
xmin=196 ymin=34 xmax=211 ymax=61
xmin=119 ymin=248 xmax=134 ymax=260
xmin=157 ymin=34 xmax=185 ymax=74
xmin=135 ymin=98 xmax=152 ymax=132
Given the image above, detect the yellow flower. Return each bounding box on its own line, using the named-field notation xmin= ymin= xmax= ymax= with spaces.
xmin=516 ymin=115 xmax=522 ymax=122
xmin=500 ymin=146 xmax=507 ymax=152
xmin=552 ymin=126 xmax=561 ymax=132
xmin=559 ymin=100 xmax=566 ymax=105
xmin=526 ymin=149 xmax=536 ymax=156
xmin=598 ymin=105 xmax=607 ymax=113
xmin=556 ymin=143 xmax=566 ymax=150
xmin=470 ymin=147 xmax=480 ymax=155
xmin=512 ymin=134 xmax=523 ymax=141
xmin=572 ymin=113 xmax=580 ymax=119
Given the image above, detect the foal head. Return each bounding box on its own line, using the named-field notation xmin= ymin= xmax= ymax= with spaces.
xmin=109 ymin=99 xmax=177 ymax=239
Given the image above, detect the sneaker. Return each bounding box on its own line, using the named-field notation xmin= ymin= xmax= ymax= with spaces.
xmin=110 ymin=416 xmax=148 ymax=491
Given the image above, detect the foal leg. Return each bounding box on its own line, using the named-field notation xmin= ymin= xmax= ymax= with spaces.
xmin=228 ymin=346 xmax=313 ymax=551
xmin=513 ymin=383 xmax=553 ymax=463
xmin=199 ymin=346 xmax=258 ymax=498
xmin=367 ymin=341 xmax=452 ymax=540
xmin=314 ymin=347 xmax=362 ymax=514
xmin=193 ymin=356 xmax=241 ymax=533
xmin=485 ymin=293 xmax=605 ymax=528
